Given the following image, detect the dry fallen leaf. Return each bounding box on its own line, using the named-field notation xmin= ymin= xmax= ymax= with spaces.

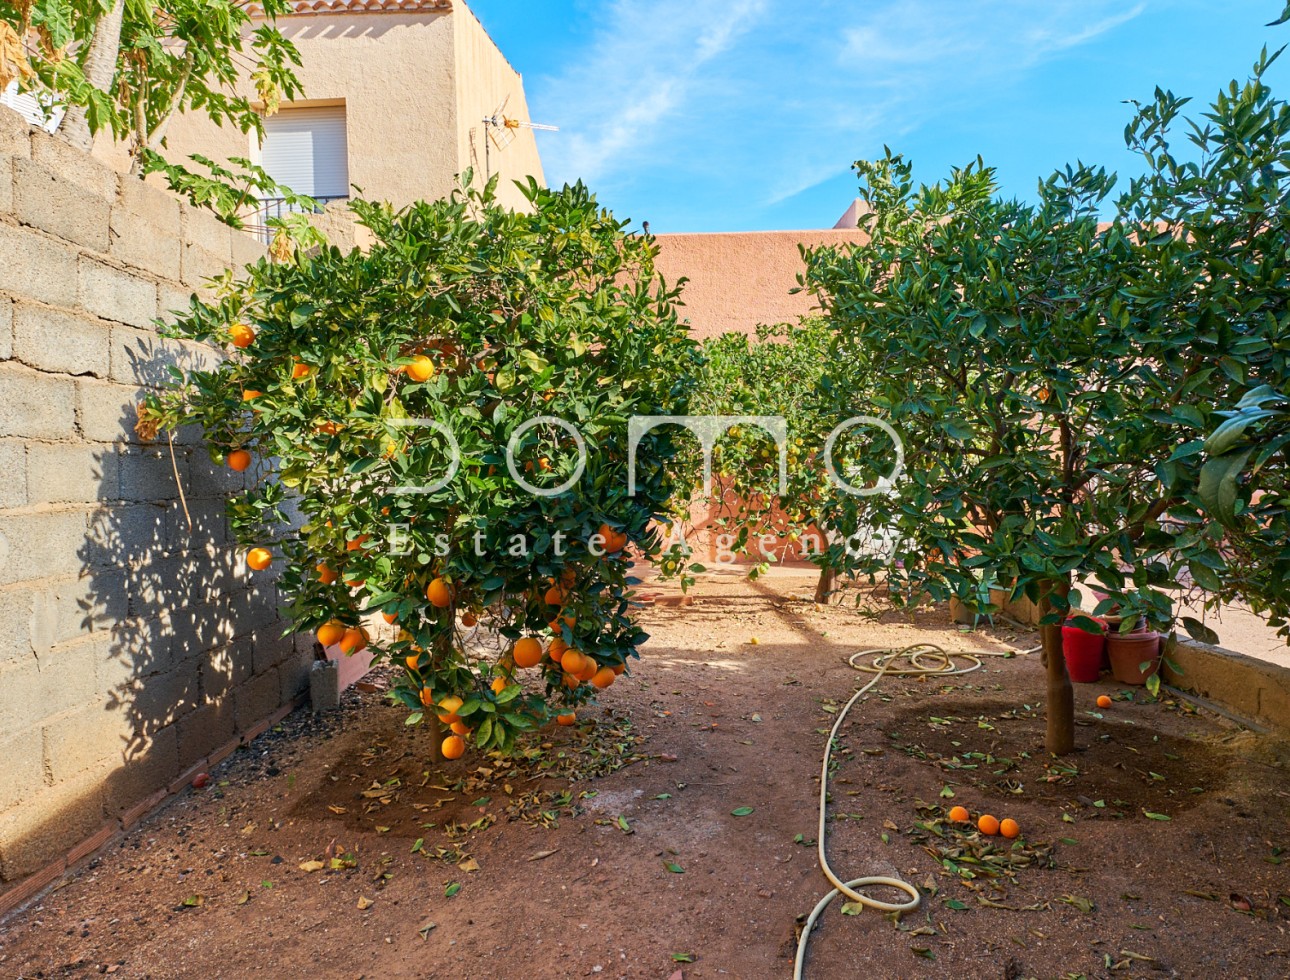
xmin=457 ymin=857 xmax=480 ymax=873
xmin=299 ymin=860 xmax=325 ymax=873
xmin=357 ymin=896 xmax=374 ymax=910
xmin=527 ymin=849 xmax=560 ymax=862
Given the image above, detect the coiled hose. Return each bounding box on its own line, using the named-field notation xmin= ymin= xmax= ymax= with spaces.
xmin=794 ymin=642 xmax=1027 ymax=978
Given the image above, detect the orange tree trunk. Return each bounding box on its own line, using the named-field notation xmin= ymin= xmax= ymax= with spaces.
xmin=1040 ymin=579 xmax=1075 ymax=755
xmin=813 ymin=565 xmax=838 ymax=604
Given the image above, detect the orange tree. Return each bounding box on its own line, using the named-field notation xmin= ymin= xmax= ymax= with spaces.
xmin=142 ymin=178 xmax=701 ymax=758
xmin=801 ymin=39 xmax=1290 ymax=754
xmin=681 ymin=318 xmax=857 ymax=601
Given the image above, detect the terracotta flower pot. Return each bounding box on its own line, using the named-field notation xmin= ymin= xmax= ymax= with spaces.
xmin=1106 ymin=631 xmax=1160 ymax=685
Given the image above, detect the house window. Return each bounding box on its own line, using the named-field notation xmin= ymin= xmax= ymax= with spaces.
xmin=260 ymin=105 xmax=350 ymax=202
xmin=1 ymin=80 xmax=64 ymax=133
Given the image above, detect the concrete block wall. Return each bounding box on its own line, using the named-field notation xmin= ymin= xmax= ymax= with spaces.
xmin=0 ymin=106 xmax=312 ymax=907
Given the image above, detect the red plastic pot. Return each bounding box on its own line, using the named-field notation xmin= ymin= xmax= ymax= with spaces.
xmin=1061 ymin=618 xmax=1107 ymax=683
xmin=1106 ymin=631 xmax=1161 ymax=685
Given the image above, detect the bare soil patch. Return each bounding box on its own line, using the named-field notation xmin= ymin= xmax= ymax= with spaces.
xmin=2 ymin=568 xmax=1288 ymax=979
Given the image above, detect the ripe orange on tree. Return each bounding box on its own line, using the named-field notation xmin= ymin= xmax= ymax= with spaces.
xmin=560 ymin=649 xmax=588 ymax=676
xmin=441 ymin=734 xmax=465 ymax=760
xmin=549 ymin=637 xmax=569 ymax=660
xmin=246 ymin=547 xmax=273 ymax=571
xmin=544 ymin=585 xmax=565 ymax=606
xmin=419 ymin=687 xmax=435 ymax=707
xmin=591 ymin=666 xmax=616 ymax=689
xmin=339 ymin=627 xmax=369 ymax=655
xmin=450 ymin=720 xmax=471 ymax=736
xmin=382 ymin=611 xmax=398 ymax=625
xmin=513 ymin=637 xmax=544 ymax=668
xmin=490 ymin=676 xmax=508 ymax=695
xmin=556 ymin=712 xmax=576 ymax=726
xmin=242 ymin=389 xmax=263 ymax=401
xmin=461 ymin=611 xmax=478 ymax=628
xmin=291 ymin=360 xmax=311 ymax=379
xmin=317 ymin=621 xmax=346 ymax=647
xmin=229 ymin=323 xmax=256 ymax=348
xmin=437 ymin=695 xmax=464 ymax=725
xmin=404 ymin=355 xmax=436 ymax=383
xmin=575 ymin=657 xmax=598 ymax=683
xmin=227 ymin=449 xmax=252 ymax=472
xmin=405 ymin=654 xmax=420 ymax=670
xmin=316 ymin=563 xmax=338 ymax=585
xmin=597 ymin=523 xmax=628 ymax=553
xmin=426 ymin=577 xmax=453 ymax=608
xmin=562 ymin=673 xmax=580 ymax=690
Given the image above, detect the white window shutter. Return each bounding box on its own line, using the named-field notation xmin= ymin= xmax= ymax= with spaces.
xmin=1 ymin=81 xmax=65 ymax=133
xmin=261 ymin=106 xmax=349 ymax=199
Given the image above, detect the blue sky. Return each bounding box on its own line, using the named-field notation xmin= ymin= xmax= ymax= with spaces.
xmin=468 ymin=1 xmax=1290 ymax=233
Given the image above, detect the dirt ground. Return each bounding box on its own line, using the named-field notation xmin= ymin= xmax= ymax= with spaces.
xmin=2 ymin=568 xmax=1289 ymax=980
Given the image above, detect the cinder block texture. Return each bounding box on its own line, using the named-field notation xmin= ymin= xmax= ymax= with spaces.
xmin=0 ymin=106 xmax=286 ymax=897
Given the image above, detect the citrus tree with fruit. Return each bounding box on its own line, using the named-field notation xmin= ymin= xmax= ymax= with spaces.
xmin=801 ymin=153 xmax=1230 ymax=755
xmin=141 ymin=177 xmax=701 ymax=759
xmin=802 ymin=39 xmax=1290 ymax=753
xmin=683 ymin=318 xmax=856 ymax=601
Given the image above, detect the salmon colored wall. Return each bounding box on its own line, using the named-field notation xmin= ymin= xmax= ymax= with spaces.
xmin=651 ymin=229 xmax=871 ymax=338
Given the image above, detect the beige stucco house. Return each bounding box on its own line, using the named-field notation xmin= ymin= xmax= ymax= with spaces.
xmin=158 ymin=0 xmax=546 ymax=222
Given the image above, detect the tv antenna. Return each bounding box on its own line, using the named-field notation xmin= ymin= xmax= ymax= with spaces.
xmin=482 ymin=94 xmax=558 ymax=179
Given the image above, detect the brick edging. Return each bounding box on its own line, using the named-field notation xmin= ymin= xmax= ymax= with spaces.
xmin=0 ymin=693 xmax=307 ymax=921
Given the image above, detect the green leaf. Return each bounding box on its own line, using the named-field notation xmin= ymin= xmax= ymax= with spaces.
xmin=1061 ymin=894 xmax=1095 ymax=913
xmin=1204 ymin=415 xmax=1257 ymax=456
xmin=663 ymin=860 xmax=684 ymax=873
xmin=444 ymin=881 xmax=461 ymax=897
xmin=1188 ymin=561 xmax=1223 ymax=593
xmin=671 ymin=953 xmax=695 ymax=963
xmin=1198 ymin=449 xmax=1252 ymax=525
xmin=1180 ymin=617 xmax=1219 ymax=645
xmin=1143 ymin=810 xmax=1171 ymax=821
xmin=730 ymin=806 xmax=754 ymax=817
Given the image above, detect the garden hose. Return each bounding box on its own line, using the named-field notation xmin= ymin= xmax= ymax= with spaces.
xmin=794 ymin=642 xmax=1031 ymax=979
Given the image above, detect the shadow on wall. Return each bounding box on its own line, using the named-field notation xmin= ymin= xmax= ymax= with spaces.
xmin=1 ymin=335 xmax=308 ymax=892
xmin=89 ymin=335 xmax=302 ymax=776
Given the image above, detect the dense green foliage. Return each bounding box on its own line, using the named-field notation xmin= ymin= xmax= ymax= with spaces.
xmin=801 ymin=46 xmax=1290 ymax=751
xmin=1 ymin=0 xmax=302 ymax=155
xmin=676 ymin=319 xmax=840 ymax=579
xmin=145 ymin=179 xmax=701 ymax=753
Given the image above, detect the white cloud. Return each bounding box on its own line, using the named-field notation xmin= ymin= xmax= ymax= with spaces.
xmin=532 ymin=0 xmax=1150 ymax=226
xmin=839 ymin=1 xmax=1148 ymax=71
xmin=537 ymin=0 xmax=769 ymax=186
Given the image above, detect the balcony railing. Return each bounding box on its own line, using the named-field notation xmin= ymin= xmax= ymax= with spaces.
xmin=243 ymin=195 xmax=348 ymax=244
